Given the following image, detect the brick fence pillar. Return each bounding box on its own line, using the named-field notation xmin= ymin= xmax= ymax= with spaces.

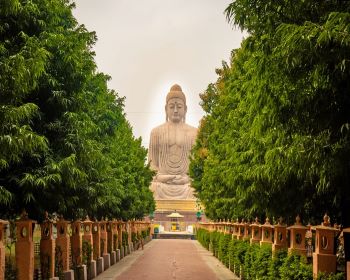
xmin=0 ymin=220 xmax=8 ymax=280
xmin=15 ymin=212 xmax=36 ymax=280
xmin=243 ymin=221 xmax=251 ymax=241
xmin=56 ymin=217 xmax=70 ymax=272
xmin=99 ymin=221 xmax=107 ymax=256
xmin=287 ymin=215 xmax=308 ymax=256
xmin=92 ymin=222 xmax=100 ymax=260
xmin=312 ymin=214 xmax=338 ymax=278
xmin=272 ymin=219 xmax=287 ymax=254
xmin=40 ymin=214 xmax=55 ymax=278
xmin=250 ymin=218 xmax=261 ymax=244
xmin=107 ymin=221 xmax=114 ymax=253
xmin=260 ymin=218 xmax=273 ymax=246
xmin=70 ymin=220 xmax=82 ymax=266
xmin=82 ymin=217 xmax=93 ymax=260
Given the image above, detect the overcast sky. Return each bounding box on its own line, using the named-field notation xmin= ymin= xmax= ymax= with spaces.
xmin=73 ymin=0 xmax=245 ymax=147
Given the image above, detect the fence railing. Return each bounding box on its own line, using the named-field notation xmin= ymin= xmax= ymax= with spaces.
xmin=0 ymin=212 xmax=151 ymax=280
xmin=196 ymin=214 xmax=348 ymax=278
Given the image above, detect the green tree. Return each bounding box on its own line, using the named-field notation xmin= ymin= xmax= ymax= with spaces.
xmin=190 ymin=0 xmax=350 ymax=225
xmin=0 ymin=0 xmax=154 ymax=221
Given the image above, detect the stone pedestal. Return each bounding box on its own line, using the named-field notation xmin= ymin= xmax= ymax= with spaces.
xmin=110 ymin=251 xmax=116 ymax=265
xmin=0 ymin=220 xmax=8 ymax=280
xmin=120 ymin=246 xmax=124 ymax=259
xmin=15 ymin=215 xmax=35 ymax=280
xmin=63 ymin=270 xmax=74 ymax=280
xmin=116 ymin=249 xmax=121 ymax=262
xmin=155 ymin=199 xmax=197 ymax=212
xmin=40 ymin=217 xmax=55 ymax=279
xmin=123 ymin=245 xmax=127 ymax=256
xmin=89 ymin=260 xmax=96 ymax=280
xmin=96 ymin=257 xmax=104 ymax=275
xmin=77 ymin=264 xmax=87 ymax=280
xmin=103 ymin=253 xmax=110 ymax=270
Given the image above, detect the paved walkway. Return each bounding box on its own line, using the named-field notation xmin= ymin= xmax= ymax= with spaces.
xmin=95 ymin=239 xmax=238 ymax=280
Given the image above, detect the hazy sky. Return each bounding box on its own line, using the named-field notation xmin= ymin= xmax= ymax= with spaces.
xmin=73 ymin=0 xmax=245 ymax=147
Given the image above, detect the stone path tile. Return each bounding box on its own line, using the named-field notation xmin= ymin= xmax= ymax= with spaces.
xmin=95 ymin=239 xmax=238 ymax=280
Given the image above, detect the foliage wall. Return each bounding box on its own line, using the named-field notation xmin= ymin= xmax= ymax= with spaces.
xmin=0 ymin=0 xmax=155 ymax=221
xmin=196 ymin=229 xmax=344 ymax=280
xmin=190 ymin=0 xmax=350 ymax=225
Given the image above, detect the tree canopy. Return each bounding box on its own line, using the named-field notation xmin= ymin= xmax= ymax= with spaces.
xmin=190 ymin=0 xmax=350 ymax=226
xmin=0 ymin=0 xmax=155 ymax=221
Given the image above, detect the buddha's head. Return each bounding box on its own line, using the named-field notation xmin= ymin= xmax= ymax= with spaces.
xmin=165 ymin=84 xmax=187 ymax=123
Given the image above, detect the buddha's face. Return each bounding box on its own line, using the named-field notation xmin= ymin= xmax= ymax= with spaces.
xmin=166 ymin=97 xmax=186 ymax=123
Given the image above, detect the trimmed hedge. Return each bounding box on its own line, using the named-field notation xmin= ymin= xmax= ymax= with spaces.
xmin=196 ymin=228 xmax=344 ymax=280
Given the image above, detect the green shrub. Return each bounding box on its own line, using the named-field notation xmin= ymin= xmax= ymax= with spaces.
xmin=316 ymin=272 xmax=345 ymax=280
xmin=131 ymin=232 xmax=138 ymax=243
xmin=82 ymin=241 xmax=92 ymax=276
xmin=196 ymin=228 xmax=210 ymax=249
xmin=279 ymin=254 xmax=313 ymax=280
xmin=122 ymin=231 xmax=129 ymax=246
xmin=233 ymin=239 xmax=249 ymax=277
xmin=268 ymin=249 xmax=288 ymax=280
xmin=5 ymin=257 xmax=17 ymax=280
xmin=210 ymin=231 xmax=221 ymax=257
xmin=227 ymin=239 xmax=236 ymax=271
xmin=197 ymin=229 xmax=332 ymax=280
xmin=218 ymin=233 xmax=231 ymax=265
xmin=253 ymin=244 xmax=272 ymax=280
xmin=241 ymin=242 xmax=259 ymax=279
xmin=113 ymin=233 xmax=118 ymax=250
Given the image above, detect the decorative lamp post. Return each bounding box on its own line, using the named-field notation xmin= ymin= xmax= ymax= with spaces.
xmin=312 ymin=214 xmax=339 ymax=278
xmin=243 ymin=221 xmax=251 ymax=241
xmin=233 ymin=219 xmax=240 ymax=239
xmin=287 ymin=215 xmax=308 ymax=256
xmin=272 ymin=218 xmax=287 ymax=253
xmin=250 ymin=217 xmax=261 ymax=244
xmin=260 ymin=218 xmax=273 ymax=246
xmin=237 ymin=219 xmax=245 ymax=240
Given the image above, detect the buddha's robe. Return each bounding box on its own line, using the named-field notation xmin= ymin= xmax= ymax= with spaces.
xmin=149 ymin=122 xmax=197 ymax=200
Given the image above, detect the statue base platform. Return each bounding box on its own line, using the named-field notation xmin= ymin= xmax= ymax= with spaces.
xmin=152 ymin=200 xmax=207 ymax=232
xmin=155 ymin=199 xmax=197 ymax=211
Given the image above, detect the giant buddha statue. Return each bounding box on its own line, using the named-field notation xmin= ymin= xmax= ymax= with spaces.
xmin=149 ymin=84 xmax=197 ymax=200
